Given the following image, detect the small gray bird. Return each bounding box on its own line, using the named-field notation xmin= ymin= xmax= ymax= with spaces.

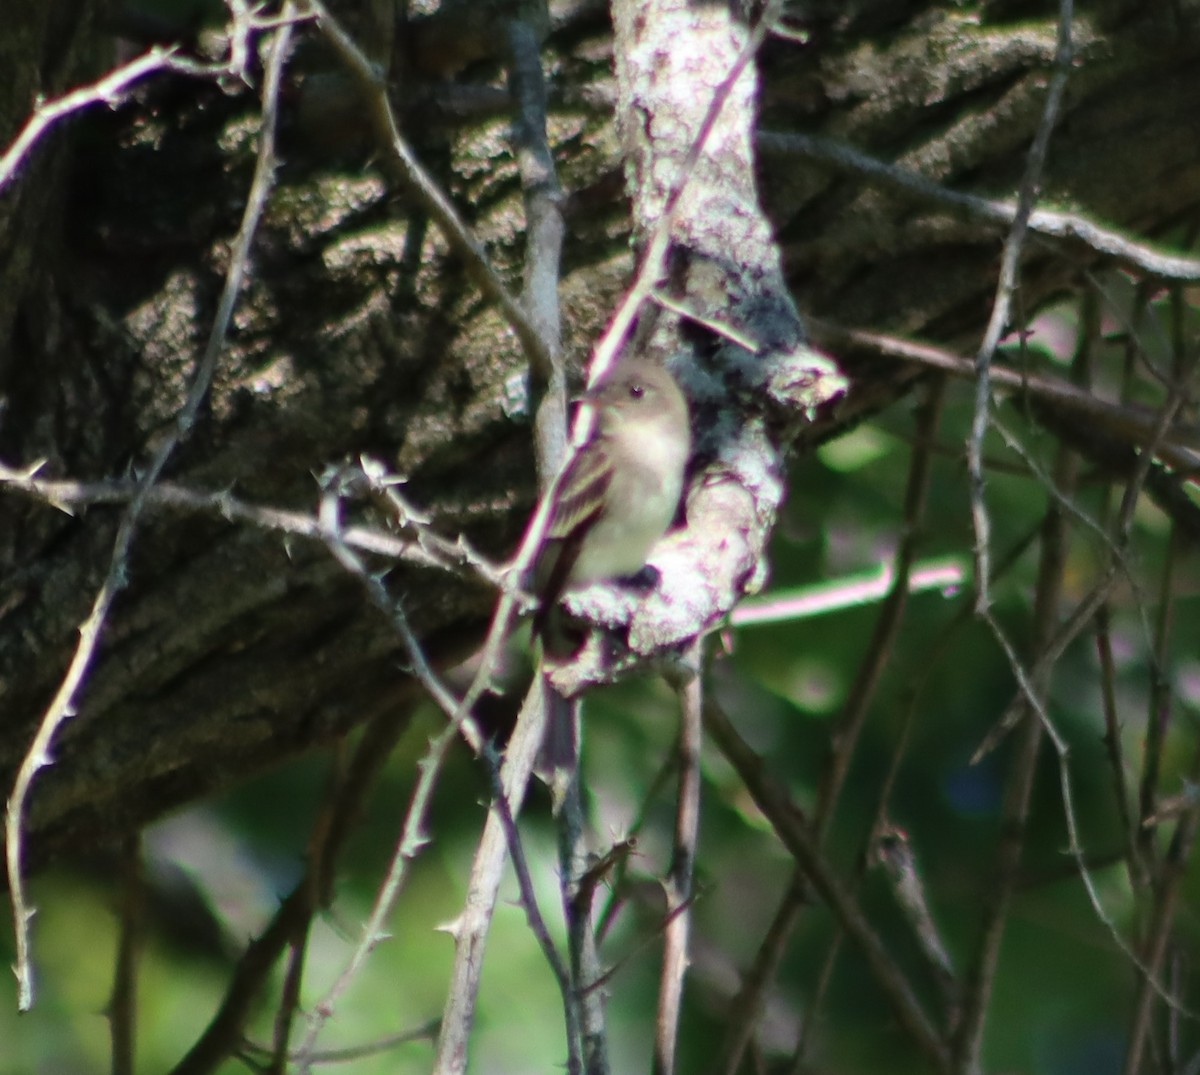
xmin=532 ymin=359 xmax=691 ymax=641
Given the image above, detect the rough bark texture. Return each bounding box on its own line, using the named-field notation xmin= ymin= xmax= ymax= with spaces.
xmin=2 ymin=0 xmax=1200 ymax=867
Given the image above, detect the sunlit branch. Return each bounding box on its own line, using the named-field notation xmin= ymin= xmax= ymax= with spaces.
xmin=732 ymin=556 xmax=965 ymax=628
xmin=758 ymin=131 xmax=1200 ymax=283
xmin=0 ymin=464 xmax=514 ymax=595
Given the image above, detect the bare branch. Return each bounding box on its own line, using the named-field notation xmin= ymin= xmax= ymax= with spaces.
xmin=170 ymin=711 xmax=407 ymax=1075
xmin=727 ymin=381 xmax=944 ymax=1072
xmin=0 ymin=466 xmax=514 ymax=594
xmin=482 ymin=741 xmax=581 ymax=1071
xmin=433 ymin=680 xmax=549 ymax=1074
xmin=758 ymin=131 xmax=1200 ymax=283
xmin=702 ymin=698 xmax=952 ymax=1075
xmin=242 ymin=1021 xmax=441 ymax=1066
xmin=299 ymin=0 xmax=551 ymax=373
xmin=809 ymin=321 xmax=1200 ymax=481
xmin=4 ymin=9 xmax=297 ymax=1011
xmin=2 ymin=49 xmax=178 ymax=194
xmin=967 ymin=0 xmax=1073 ymax=621
xmin=653 ymin=645 xmax=703 ymax=1075
xmin=556 ymin=750 xmax=608 ymax=1075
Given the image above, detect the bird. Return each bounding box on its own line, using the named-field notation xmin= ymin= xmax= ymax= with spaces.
xmin=530 ymin=359 xmax=692 ymax=644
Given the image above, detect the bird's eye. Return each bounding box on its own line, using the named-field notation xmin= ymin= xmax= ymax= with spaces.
xmin=629 ymin=384 xmax=645 ymax=399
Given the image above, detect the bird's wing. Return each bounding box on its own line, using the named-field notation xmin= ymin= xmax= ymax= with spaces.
xmin=547 ymin=439 xmax=612 ymax=541
xmin=530 ymin=440 xmax=614 ymax=642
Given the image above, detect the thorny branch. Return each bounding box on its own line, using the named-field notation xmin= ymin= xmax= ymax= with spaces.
xmin=1 ymin=48 xmax=229 ymax=193
xmin=291 ymin=471 xmax=492 ymax=1067
xmin=432 ymin=5 xmax=576 ymax=1069
xmin=0 ymin=465 xmax=514 ymax=594
xmin=4 ymin=6 xmax=299 ymax=1011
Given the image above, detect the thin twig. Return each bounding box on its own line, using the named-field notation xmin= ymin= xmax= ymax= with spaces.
xmin=973 ymin=358 xmax=1192 ymax=766
xmin=654 ymin=647 xmax=704 ymax=1075
xmin=433 ymin=679 xmax=550 ymax=1075
xmin=1137 ymin=291 xmax=1191 ymax=868
xmin=0 ymin=465 xmax=515 ymax=594
xmin=429 ymin=11 xmax=579 ymax=1069
xmin=242 ymin=1020 xmax=441 ymax=1066
xmin=2 ymin=49 xmax=177 ymax=193
xmin=480 ymin=742 xmax=579 ymax=1069
xmin=723 ymin=380 xmax=945 ymax=1074
xmin=957 ymin=479 xmax=1075 ymax=1072
xmin=790 ymin=530 xmax=1045 ymax=1073
xmin=172 ymin=892 xmax=314 ymax=1075
xmin=503 ymin=18 xmax=597 ymax=1070
xmin=702 ymin=698 xmax=952 ymax=1075
xmin=958 ymin=12 xmax=1076 ymax=1061
xmin=651 ymin=291 xmax=762 ymax=353
xmin=756 ymin=132 xmax=1200 ymax=282
xmin=1123 ymin=739 xmax=1200 ymax=1075
xmin=1040 ymin=387 xmax=1200 ymax=1022
xmin=504 ymin=14 xmax=567 ymax=478
xmin=293 ymin=704 xmax=463 ymax=1069
xmin=292 ymin=478 xmax=495 ymax=1066
xmin=721 ymin=871 xmax=807 ymax=1075
xmin=304 ymin=481 xmax=560 ymax=1075
xmin=1069 ymin=292 xmax=1141 ymax=892
xmin=583 ymin=897 xmax=701 ymax=999
xmin=1123 ymin=288 xmax=1197 ymax=1075
xmin=299 ymin=0 xmax=550 ymax=372
xmin=871 ymin=826 xmax=958 ymax=1011
xmin=786 ymin=915 xmax=838 ymax=1074
xmin=596 ymin=765 xmax=676 ymax=944
xmin=269 ymin=927 xmax=311 ymax=1074
xmin=557 ymin=758 xmax=608 ymax=1075
xmin=813 ymin=380 xmax=944 ymax=834
xmin=0 ymin=5 xmax=314 ymax=194
xmin=4 ymin=8 xmax=296 ymax=1011
xmin=967 ymin=0 xmax=1073 ymax=618
xmin=809 ymin=320 xmax=1200 ymax=477
xmin=1095 ymin=607 xmax=1143 ymax=887
xmin=170 ymin=714 xmax=408 ymax=1075
xmin=960 ymin=305 xmax=1199 ymax=1071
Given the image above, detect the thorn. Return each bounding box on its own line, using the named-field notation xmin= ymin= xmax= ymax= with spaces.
xmin=46 ymin=498 xmax=76 ymax=518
